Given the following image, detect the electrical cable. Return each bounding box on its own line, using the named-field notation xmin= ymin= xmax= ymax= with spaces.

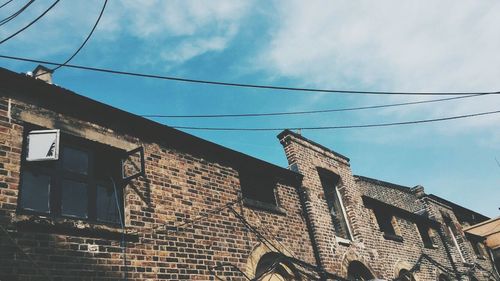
xmin=2 ymin=54 xmax=500 ymax=96
xmin=110 ymin=176 xmax=128 ymax=281
xmin=152 ymin=198 xmax=242 ymax=235
xmin=0 ymin=0 xmax=15 ymax=9
xmin=48 ymin=0 xmax=108 ymax=74
xmin=169 ymin=108 xmax=500 ymax=131
xmin=0 ymin=0 xmax=35 ymax=27
xmin=0 ymin=0 xmax=60 ymax=45
xmin=227 ymin=206 xmax=347 ymax=281
xmin=142 ymin=94 xmax=486 ymax=119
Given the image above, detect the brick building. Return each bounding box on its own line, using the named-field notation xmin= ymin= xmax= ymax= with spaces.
xmin=0 ymin=66 xmax=498 ymax=280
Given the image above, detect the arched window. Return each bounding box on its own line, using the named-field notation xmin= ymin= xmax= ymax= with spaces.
xmin=347 ymin=261 xmax=375 ymax=281
xmin=255 ymin=252 xmax=300 ymax=281
xmin=398 ymin=269 xmax=416 ymax=281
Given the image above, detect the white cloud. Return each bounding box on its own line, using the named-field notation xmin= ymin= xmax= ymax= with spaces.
xmin=0 ymin=0 xmax=249 ymax=65
xmin=257 ymin=0 xmax=500 ymax=141
xmin=95 ymin=0 xmax=249 ymax=65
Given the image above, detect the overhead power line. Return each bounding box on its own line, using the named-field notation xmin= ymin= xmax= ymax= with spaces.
xmin=143 ymin=94 xmax=486 ymax=118
xmin=48 ymin=0 xmax=108 ymax=74
xmin=169 ymin=109 xmax=500 ymax=131
xmin=1 ymin=54 xmax=500 ymax=96
xmin=0 ymin=0 xmax=15 ymax=9
xmin=0 ymin=0 xmax=60 ymax=45
xmin=0 ymin=0 xmax=36 ymax=27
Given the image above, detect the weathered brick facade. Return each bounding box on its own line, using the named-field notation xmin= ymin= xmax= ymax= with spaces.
xmin=0 ymin=67 xmax=498 ymax=280
xmin=278 ymin=131 xmax=498 ymax=281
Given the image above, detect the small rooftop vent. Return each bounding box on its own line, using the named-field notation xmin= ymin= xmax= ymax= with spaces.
xmin=32 ymin=64 xmax=53 ymax=84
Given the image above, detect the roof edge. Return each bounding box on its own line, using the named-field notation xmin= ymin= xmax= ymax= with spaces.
xmin=0 ymin=67 xmax=301 ymax=182
xmin=277 ymin=129 xmax=350 ymax=161
xmin=354 ymin=175 xmax=414 ymax=194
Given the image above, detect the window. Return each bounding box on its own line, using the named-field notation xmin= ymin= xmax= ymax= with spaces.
xmin=347 ymin=261 xmax=374 ymax=281
xmin=417 ymin=224 xmax=435 ymax=248
xmin=442 ymin=213 xmax=466 ymax=262
xmin=255 ymin=252 xmax=298 ymax=281
xmin=471 ymin=240 xmax=487 ymax=259
xmin=19 ymin=129 xmax=124 ymax=224
xmin=318 ymin=168 xmax=352 ymax=241
xmin=398 ymin=269 xmax=415 ymax=281
xmin=240 ymin=171 xmax=278 ymax=207
xmin=373 ymin=208 xmax=402 ymax=242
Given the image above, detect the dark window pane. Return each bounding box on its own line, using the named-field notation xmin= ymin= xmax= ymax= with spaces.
xmin=62 ymin=147 xmax=88 ymax=175
xmin=20 ymin=171 xmax=50 ymax=213
xmin=398 ymin=269 xmax=415 ymax=281
xmin=61 ymin=179 xmax=88 ymax=218
xmin=374 ymin=210 xmax=396 ymax=235
xmin=95 ymin=151 xmax=120 ymax=181
xmin=240 ymin=174 xmax=277 ymax=205
xmin=96 ymin=184 xmax=121 ymax=223
xmin=417 ymin=224 xmax=434 ymax=248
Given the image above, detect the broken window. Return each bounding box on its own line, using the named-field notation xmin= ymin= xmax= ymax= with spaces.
xmin=372 ymin=208 xmax=403 ymax=242
xmin=398 ymin=269 xmax=415 ymax=281
xmin=374 ymin=209 xmax=396 ymax=235
xmin=318 ymin=168 xmax=352 ymax=241
xmin=19 ymin=128 xmax=124 ymax=224
xmin=240 ymin=171 xmax=277 ymax=207
xmin=416 ymin=224 xmax=435 ymax=248
xmin=347 ymin=261 xmax=374 ymax=281
xmin=470 ymin=239 xmax=487 ymax=259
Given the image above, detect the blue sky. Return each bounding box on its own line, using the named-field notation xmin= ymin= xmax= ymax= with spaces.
xmin=0 ymin=0 xmax=499 ymax=217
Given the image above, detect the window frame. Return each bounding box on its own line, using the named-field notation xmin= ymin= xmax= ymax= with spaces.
xmin=317 ymin=168 xmax=353 ymax=242
xmin=18 ymin=127 xmax=125 ymax=225
xmin=373 ymin=208 xmax=403 ymax=242
xmin=240 ymin=169 xmax=285 ymax=214
xmin=470 ymin=238 xmax=488 ymax=259
xmin=416 ymin=223 xmax=436 ymax=249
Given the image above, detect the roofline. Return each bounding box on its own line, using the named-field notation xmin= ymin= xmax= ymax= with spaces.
xmin=428 ymin=194 xmax=489 ymax=221
xmin=354 ymin=175 xmax=414 ymax=194
xmin=277 ymin=129 xmax=350 ymax=161
xmin=362 ymin=195 xmax=440 ymax=228
xmin=0 ymin=67 xmax=301 ymax=182
xmin=463 ymin=216 xmax=500 ymax=232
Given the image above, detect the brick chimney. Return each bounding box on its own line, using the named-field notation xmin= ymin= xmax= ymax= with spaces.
xmin=32 ymin=65 xmax=53 ymax=84
xmin=411 ymin=185 xmax=425 ymax=198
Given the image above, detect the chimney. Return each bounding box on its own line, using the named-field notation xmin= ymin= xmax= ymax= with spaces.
xmin=411 ymin=185 xmax=425 ymax=198
xmin=32 ymin=65 xmax=53 ymax=84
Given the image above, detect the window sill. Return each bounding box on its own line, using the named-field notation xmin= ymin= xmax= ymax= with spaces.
xmin=423 ymin=244 xmax=438 ymax=250
xmin=336 ymin=236 xmax=352 ymax=246
xmin=243 ymin=198 xmax=287 ymax=215
xmin=13 ymin=214 xmax=138 ymax=242
xmin=383 ymin=232 xmax=403 ymax=242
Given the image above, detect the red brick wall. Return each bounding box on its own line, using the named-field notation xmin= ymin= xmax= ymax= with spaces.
xmin=0 ymin=97 xmax=315 ymax=281
xmin=279 ymin=131 xmax=498 ymax=281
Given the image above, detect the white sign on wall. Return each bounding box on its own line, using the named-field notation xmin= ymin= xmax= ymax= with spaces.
xmin=26 ymin=129 xmax=60 ymax=161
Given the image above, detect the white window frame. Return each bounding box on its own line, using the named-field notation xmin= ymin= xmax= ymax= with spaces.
xmin=448 ymin=225 xmax=465 ymax=262
xmin=26 ymin=129 xmax=60 ymax=161
xmin=335 ymin=186 xmax=353 ymax=244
